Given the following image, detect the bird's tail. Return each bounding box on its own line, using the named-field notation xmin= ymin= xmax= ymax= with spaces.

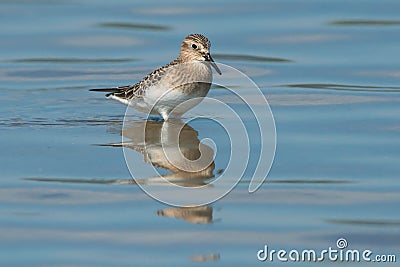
xmin=89 ymin=87 xmax=118 ymax=97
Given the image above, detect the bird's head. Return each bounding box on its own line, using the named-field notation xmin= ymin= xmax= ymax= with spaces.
xmin=179 ymin=33 xmax=221 ymax=75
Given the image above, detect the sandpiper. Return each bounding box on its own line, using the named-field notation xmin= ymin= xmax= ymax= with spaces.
xmin=91 ymin=34 xmax=221 ymax=120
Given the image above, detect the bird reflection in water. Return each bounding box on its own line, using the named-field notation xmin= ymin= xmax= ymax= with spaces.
xmin=120 ymin=119 xmax=216 ymax=187
xmin=157 ymin=205 xmax=213 ymax=224
xmin=118 ymin=119 xmax=217 ymax=224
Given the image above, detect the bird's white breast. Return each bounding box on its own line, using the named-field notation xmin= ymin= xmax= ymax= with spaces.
xmin=141 ymin=61 xmax=213 ymax=117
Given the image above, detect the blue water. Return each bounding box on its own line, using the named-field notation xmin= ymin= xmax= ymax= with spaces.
xmin=1 ymin=0 xmax=399 ymax=266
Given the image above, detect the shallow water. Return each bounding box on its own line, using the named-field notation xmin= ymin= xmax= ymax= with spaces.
xmin=1 ymin=0 xmax=399 ymax=266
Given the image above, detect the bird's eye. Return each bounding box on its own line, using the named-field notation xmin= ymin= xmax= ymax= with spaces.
xmin=191 ymin=43 xmax=198 ymax=49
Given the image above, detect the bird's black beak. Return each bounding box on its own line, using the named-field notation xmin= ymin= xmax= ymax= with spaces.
xmin=204 ymin=53 xmax=222 ymax=75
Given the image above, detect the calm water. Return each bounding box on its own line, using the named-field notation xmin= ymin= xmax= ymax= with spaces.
xmin=1 ymin=0 xmax=399 ymax=266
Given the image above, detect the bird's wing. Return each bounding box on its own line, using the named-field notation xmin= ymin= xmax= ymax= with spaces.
xmin=90 ymin=82 xmax=144 ymax=100
xmin=90 ymin=59 xmax=181 ymax=100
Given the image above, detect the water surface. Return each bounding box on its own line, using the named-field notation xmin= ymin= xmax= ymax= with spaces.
xmin=0 ymin=0 xmax=399 ymax=266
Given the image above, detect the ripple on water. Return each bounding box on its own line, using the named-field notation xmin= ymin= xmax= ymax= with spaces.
xmin=96 ymin=22 xmax=172 ymax=31
xmin=59 ymin=35 xmax=142 ymax=47
xmin=9 ymin=58 xmax=136 ymax=64
xmin=330 ymin=19 xmax=400 ymax=26
xmin=325 ymin=218 xmax=400 ymax=226
xmin=253 ymin=34 xmax=348 ymax=44
xmin=214 ymin=53 xmax=293 ymax=63
xmin=217 ymin=93 xmax=391 ymax=107
xmin=0 ymin=67 xmax=140 ymax=81
xmin=283 ymin=83 xmax=400 ymax=93
xmin=0 ymin=116 xmax=123 ymax=128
